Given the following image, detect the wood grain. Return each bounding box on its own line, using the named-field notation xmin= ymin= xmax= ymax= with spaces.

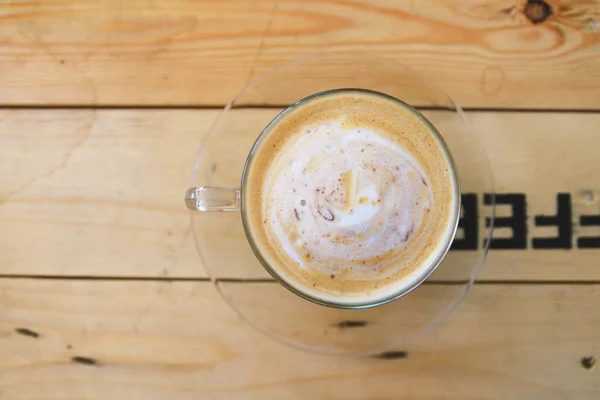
xmin=0 ymin=109 xmax=206 ymax=278
xmin=0 ymin=0 xmax=598 ymax=107
xmin=1 ymin=109 xmax=599 ymax=279
xmin=0 ymin=279 xmax=598 ymax=399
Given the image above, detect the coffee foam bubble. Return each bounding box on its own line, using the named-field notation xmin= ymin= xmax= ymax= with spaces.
xmin=243 ymin=90 xmax=459 ymax=306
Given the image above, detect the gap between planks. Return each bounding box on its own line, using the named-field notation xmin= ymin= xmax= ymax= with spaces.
xmin=0 ymin=104 xmax=600 ymax=113
xmin=1 ymin=275 xmax=600 ymax=285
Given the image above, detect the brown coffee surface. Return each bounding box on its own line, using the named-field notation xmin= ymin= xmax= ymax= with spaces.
xmin=243 ymin=90 xmax=459 ymax=306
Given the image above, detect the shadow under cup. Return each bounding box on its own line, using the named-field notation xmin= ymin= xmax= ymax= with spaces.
xmin=228 ymin=88 xmax=461 ymax=309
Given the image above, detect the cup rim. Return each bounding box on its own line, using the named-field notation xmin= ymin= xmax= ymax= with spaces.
xmin=240 ymin=88 xmax=461 ymax=309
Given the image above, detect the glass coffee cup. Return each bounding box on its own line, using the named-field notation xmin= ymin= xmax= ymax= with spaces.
xmin=186 ymin=53 xmax=494 ymax=355
xmin=187 ymin=88 xmax=462 ymax=309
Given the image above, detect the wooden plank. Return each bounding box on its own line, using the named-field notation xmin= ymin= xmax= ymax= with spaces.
xmin=0 ymin=109 xmax=207 ymax=278
xmin=0 ymin=0 xmax=598 ymax=108
xmin=0 ymin=279 xmax=598 ymax=399
xmin=1 ymin=109 xmax=599 ymax=279
xmin=196 ymin=109 xmax=600 ymax=282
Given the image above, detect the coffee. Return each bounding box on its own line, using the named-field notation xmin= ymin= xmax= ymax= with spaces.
xmin=242 ymin=89 xmax=459 ymax=307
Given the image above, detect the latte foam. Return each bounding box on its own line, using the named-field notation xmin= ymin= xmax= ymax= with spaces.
xmin=243 ymin=90 xmax=459 ymax=306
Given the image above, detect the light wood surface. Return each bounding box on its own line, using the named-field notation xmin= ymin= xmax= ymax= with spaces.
xmin=0 ymin=279 xmax=598 ymax=399
xmin=1 ymin=109 xmax=599 ymax=280
xmin=0 ymin=0 xmax=598 ymax=107
xmin=1 ymin=1 xmax=599 ymax=398
xmin=0 ymin=109 xmax=205 ymax=278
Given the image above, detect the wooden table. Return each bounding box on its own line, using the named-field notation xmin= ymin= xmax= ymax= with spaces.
xmin=1 ymin=0 xmax=599 ymax=398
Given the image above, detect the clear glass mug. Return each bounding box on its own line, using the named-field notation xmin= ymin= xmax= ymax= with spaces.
xmin=185 ymin=53 xmax=494 ymax=355
xmin=186 ymin=87 xmax=462 ymax=309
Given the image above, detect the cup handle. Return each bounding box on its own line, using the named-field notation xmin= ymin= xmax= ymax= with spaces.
xmin=185 ymin=187 xmax=241 ymax=212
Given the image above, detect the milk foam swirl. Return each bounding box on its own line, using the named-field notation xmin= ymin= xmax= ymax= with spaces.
xmin=263 ymin=121 xmax=433 ymax=280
